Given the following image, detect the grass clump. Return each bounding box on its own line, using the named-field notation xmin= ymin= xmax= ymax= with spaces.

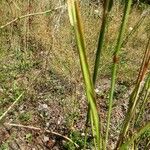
xmin=18 ymin=112 xmax=32 ymax=122
xmin=63 ymin=131 xmax=85 ymax=149
xmin=0 ymin=0 xmax=149 ymax=149
xmin=67 ymin=0 xmax=150 ymax=149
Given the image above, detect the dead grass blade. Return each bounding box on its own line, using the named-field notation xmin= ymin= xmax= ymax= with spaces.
xmin=4 ymin=123 xmax=79 ymax=148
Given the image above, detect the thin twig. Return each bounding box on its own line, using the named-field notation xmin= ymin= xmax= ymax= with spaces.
xmin=0 ymin=92 xmax=24 ymax=121
xmin=0 ymin=5 xmax=66 ymax=29
xmin=4 ymin=123 xmax=79 ymax=148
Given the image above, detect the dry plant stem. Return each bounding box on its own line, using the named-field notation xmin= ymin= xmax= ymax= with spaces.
xmin=135 ymin=73 xmax=150 ymax=125
xmin=115 ymin=38 xmax=150 ymax=149
xmin=0 ymin=93 xmax=24 ymax=121
xmin=4 ymin=123 xmax=79 ymax=148
xmin=136 ymin=38 xmax=150 ymax=84
xmin=120 ymin=122 xmax=150 ymax=149
xmin=137 ymin=83 xmax=150 ymax=118
xmin=0 ymin=5 xmax=65 ymax=29
xmin=104 ymin=0 xmax=132 ymax=149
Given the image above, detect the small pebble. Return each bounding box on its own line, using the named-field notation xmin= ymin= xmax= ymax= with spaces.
xmin=95 ymin=88 xmax=99 ymax=93
xmin=42 ymin=104 xmax=48 ymax=109
xmin=81 ymin=133 xmax=85 ymax=136
xmin=43 ymin=136 xmax=49 ymax=142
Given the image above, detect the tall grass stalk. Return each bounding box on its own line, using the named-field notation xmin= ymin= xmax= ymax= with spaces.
xmin=85 ymin=0 xmax=114 ymax=148
xmin=67 ymin=1 xmax=149 ymax=149
xmin=116 ymin=38 xmax=150 ymax=149
xmin=67 ymin=0 xmax=101 ymax=149
xmin=104 ymin=0 xmax=132 ymax=149
xmin=93 ymin=0 xmax=113 ymax=85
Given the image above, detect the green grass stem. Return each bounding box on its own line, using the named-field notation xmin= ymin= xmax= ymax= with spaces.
xmin=104 ymin=1 xmax=132 ymax=149
xmin=93 ymin=0 xmax=113 ymax=86
xmin=67 ymin=1 xmax=101 ymax=149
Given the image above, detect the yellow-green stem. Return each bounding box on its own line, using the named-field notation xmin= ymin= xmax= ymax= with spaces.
xmin=67 ymin=1 xmax=101 ymax=149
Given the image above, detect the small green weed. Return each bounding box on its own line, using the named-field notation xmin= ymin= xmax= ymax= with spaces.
xmin=63 ymin=131 xmax=85 ymax=150
xmin=0 ymin=142 xmax=9 ymax=150
xmin=25 ymin=133 xmax=33 ymax=143
xmin=18 ymin=112 xmax=32 ymax=122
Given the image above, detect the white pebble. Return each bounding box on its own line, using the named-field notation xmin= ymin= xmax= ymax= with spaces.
xmin=43 ymin=136 xmax=49 ymax=142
